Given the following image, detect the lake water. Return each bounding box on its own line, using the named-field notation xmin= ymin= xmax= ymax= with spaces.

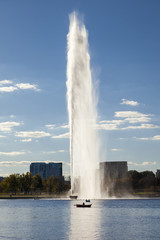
xmin=0 ymin=198 xmax=160 ymax=240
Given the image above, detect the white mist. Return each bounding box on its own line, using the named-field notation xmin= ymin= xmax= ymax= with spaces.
xmin=66 ymin=12 xmax=100 ymax=199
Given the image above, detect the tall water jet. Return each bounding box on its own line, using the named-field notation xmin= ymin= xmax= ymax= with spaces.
xmin=66 ymin=12 xmax=100 ymax=199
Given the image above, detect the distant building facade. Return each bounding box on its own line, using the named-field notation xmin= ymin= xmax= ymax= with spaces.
xmin=99 ymin=161 xmax=128 ymax=196
xmin=0 ymin=177 xmax=4 ymax=182
xmin=100 ymin=161 xmax=128 ymax=180
xmin=30 ymin=162 xmax=62 ymax=179
xmin=156 ymin=169 xmax=160 ymax=178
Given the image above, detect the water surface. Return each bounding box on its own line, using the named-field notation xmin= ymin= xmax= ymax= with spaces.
xmin=0 ymin=199 xmax=160 ymax=240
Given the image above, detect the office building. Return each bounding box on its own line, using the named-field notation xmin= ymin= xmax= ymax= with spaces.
xmin=30 ymin=162 xmax=62 ymax=179
xmin=99 ymin=161 xmax=128 ymax=196
xmin=156 ymin=169 xmax=160 ymax=178
xmin=100 ymin=161 xmax=128 ymax=180
xmin=0 ymin=177 xmax=4 ymax=182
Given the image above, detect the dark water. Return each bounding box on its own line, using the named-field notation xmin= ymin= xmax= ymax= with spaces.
xmin=0 ymin=198 xmax=160 ymax=240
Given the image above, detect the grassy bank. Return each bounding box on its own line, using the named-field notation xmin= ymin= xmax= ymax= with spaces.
xmin=132 ymin=192 xmax=160 ymax=198
xmin=0 ymin=193 xmax=69 ymax=199
xmin=1 ymin=192 xmax=160 ymax=199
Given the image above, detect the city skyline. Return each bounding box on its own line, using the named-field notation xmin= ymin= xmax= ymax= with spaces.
xmin=0 ymin=0 xmax=160 ymax=177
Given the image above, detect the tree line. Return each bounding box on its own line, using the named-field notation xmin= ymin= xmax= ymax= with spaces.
xmin=102 ymin=170 xmax=160 ymax=196
xmin=0 ymin=173 xmax=70 ymax=195
xmin=1 ymin=170 xmax=160 ymax=196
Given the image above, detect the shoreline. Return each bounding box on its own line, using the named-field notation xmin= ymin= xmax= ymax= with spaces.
xmin=0 ymin=194 xmax=70 ymax=200
xmin=0 ymin=193 xmax=160 ymax=200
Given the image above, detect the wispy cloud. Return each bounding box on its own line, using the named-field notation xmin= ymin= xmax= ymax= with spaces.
xmin=123 ymin=124 xmax=159 ymax=130
xmin=35 ymin=160 xmax=70 ymax=166
xmin=111 ymin=148 xmax=121 ymax=151
xmin=115 ymin=111 xmax=151 ymax=119
xmin=0 ymin=80 xmax=40 ymax=93
xmin=52 ymin=132 xmax=69 ymax=139
xmin=10 ymin=115 xmax=15 ymax=119
xmin=46 ymin=160 xmax=70 ymax=166
xmin=97 ymin=111 xmax=159 ymax=131
xmin=97 ymin=120 xmax=124 ymax=130
xmin=42 ymin=150 xmax=66 ymax=154
xmin=0 ymin=160 xmax=70 ymax=167
xmin=15 ymin=131 xmax=51 ymax=138
xmin=0 ymin=151 xmax=26 ymax=156
xmin=124 ymin=117 xmax=151 ymax=123
xmin=61 ymin=124 xmax=69 ymax=129
xmin=0 ymin=172 xmax=10 ymax=177
xmin=45 ymin=124 xmax=69 ymax=130
xmin=0 ymin=80 xmax=13 ymax=85
xmin=20 ymin=138 xmax=32 ymax=142
xmin=0 ymin=135 xmax=6 ymax=138
xmin=0 ymin=86 xmax=17 ymax=92
xmin=136 ymin=135 xmax=160 ymax=141
xmin=0 ymin=160 xmax=30 ymax=166
xmin=58 ymin=150 xmax=65 ymax=152
xmin=0 ymin=121 xmax=21 ymax=132
xmin=16 ymin=83 xmax=40 ymax=91
xmin=128 ymin=161 xmax=156 ymax=166
xmin=45 ymin=124 xmax=56 ymax=130
xmin=42 ymin=151 xmax=56 ymax=154
xmin=120 ymin=98 xmax=139 ymax=106
xmin=96 ymin=123 xmax=119 ymax=130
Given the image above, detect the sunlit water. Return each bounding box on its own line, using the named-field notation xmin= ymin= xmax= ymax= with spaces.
xmin=0 ymin=199 xmax=160 ymax=240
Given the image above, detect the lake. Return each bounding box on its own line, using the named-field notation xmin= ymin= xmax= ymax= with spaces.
xmin=0 ymin=198 xmax=160 ymax=240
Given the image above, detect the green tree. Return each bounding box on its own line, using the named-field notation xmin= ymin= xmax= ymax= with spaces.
xmin=7 ymin=174 xmax=20 ymax=194
xmin=138 ymin=171 xmax=156 ymax=190
xmin=56 ymin=177 xmax=67 ymax=193
xmin=32 ymin=174 xmax=43 ymax=193
xmin=156 ymin=175 xmax=160 ymax=186
xmin=127 ymin=170 xmax=142 ymax=190
xmin=45 ymin=176 xmax=58 ymax=193
xmin=0 ymin=178 xmax=10 ymax=193
xmin=19 ymin=172 xmax=32 ymax=194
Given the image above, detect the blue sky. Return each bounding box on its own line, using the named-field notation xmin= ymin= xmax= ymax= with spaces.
xmin=0 ymin=0 xmax=160 ymax=176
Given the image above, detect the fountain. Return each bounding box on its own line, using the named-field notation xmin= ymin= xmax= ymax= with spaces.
xmin=66 ymin=12 xmax=101 ymax=199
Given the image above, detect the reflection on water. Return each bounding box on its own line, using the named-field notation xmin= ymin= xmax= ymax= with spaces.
xmin=69 ymin=199 xmax=160 ymax=240
xmin=0 ymin=199 xmax=160 ymax=240
xmin=70 ymin=200 xmax=101 ymax=240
